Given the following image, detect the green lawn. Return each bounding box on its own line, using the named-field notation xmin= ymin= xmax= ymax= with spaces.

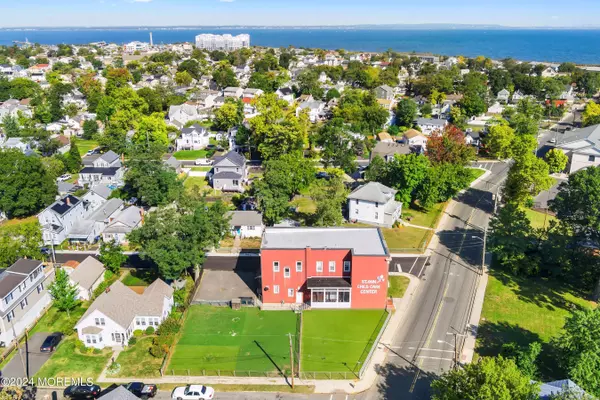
xmin=382 ymin=226 xmax=433 ymax=252
xmin=29 ymin=305 xmax=87 ymax=336
xmin=113 ymin=337 xmax=162 ymax=377
xmin=173 ymin=150 xmax=209 ymax=160
xmin=184 ymin=176 xmax=209 ymax=191
xmin=76 ymin=140 xmax=99 ymax=156
xmin=290 ymin=196 xmax=317 ymax=214
xmin=524 ymin=208 xmax=557 ymax=230
xmin=402 ymin=202 xmax=447 ymax=229
xmin=468 ymin=167 xmax=486 ymax=182
xmin=122 ymin=269 xmax=158 ymax=287
xmin=167 ymin=306 xmax=298 ymax=375
xmin=477 ymin=271 xmax=595 ymax=378
xmin=388 ymin=276 xmax=410 ymax=298
xmin=190 ymin=166 xmax=213 ymax=172
xmin=301 ymin=310 xmax=387 ymax=376
xmin=35 ymin=338 xmax=112 ymax=380
xmin=0 ymin=216 xmax=39 ymax=233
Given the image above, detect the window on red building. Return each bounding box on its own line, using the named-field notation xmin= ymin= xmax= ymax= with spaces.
xmin=284 ymin=267 xmax=290 ymax=278
xmin=274 ymin=285 xmax=280 ymax=294
xmin=296 ymin=261 xmax=302 ymax=272
xmin=273 ymin=261 xmax=280 ymax=272
xmin=316 ymin=261 xmax=323 ymax=272
xmin=288 ymin=288 xmax=294 ymax=297
xmin=329 ymin=261 xmax=336 ymax=272
xmin=344 ymin=261 xmax=351 ymax=272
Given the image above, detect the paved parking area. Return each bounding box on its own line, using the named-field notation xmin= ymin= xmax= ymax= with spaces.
xmin=1 ymin=332 xmax=54 ymax=379
xmin=194 ymin=269 xmax=258 ymax=303
xmin=389 ymin=256 xmax=429 ymax=278
xmin=202 ymin=256 xmax=260 ymax=271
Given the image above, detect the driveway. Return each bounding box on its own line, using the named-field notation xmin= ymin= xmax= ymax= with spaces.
xmin=389 ymin=256 xmax=429 ymax=279
xmin=1 ymin=332 xmax=55 ymax=379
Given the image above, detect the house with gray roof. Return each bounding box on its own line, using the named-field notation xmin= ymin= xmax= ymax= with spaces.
xmin=67 ymin=198 xmax=124 ymax=243
xmin=553 ymin=123 xmax=600 ymax=174
xmin=374 ymin=85 xmax=395 ymax=101
xmin=370 ymin=141 xmax=411 ymax=162
xmin=98 ymin=386 xmax=140 ymax=400
xmin=539 ymin=379 xmax=587 ymax=399
xmin=0 ymin=259 xmax=54 ymax=347
xmin=38 ymin=194 xmax=93 ymax=245
xmin=68 ymin=256 xmax=105 ymax=301
xmin=175 ymin=123 xmax=209 ymax=151
xmin=102 ymin=206 xmax=143 ymax=244
xmin=75 ymin=279 xmax=174 ymax=348
xmin=347 ymin=182 xmax=403 ymax=228
xmin=415 ymin=118 xmax=448 ymax=136
xmin=226 ymin=210 xmax=264 ymax=238
xmin=211 ymin=151 xmax=247 ymax=192
xmin=80 ymin=151 xmax=124 ymax=187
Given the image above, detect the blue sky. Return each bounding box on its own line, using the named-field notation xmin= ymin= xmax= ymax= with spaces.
xmin=0 ymin=0 xmax=599 ymax=28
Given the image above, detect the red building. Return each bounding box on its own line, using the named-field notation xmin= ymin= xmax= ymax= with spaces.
xmin=260 ymin=227 xmax=390 ymax=309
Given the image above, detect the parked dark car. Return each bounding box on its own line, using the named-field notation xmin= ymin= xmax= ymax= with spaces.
xmin=123 ymin=382 xmax=158 ymax=399
xmin=63 ymin=385 xmax=101 ymax=400
xmin=40 ymin=333 xmax=62 ymax=353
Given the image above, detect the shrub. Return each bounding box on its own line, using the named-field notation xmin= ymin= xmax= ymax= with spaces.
xmin=149 ymin=339 xmax=167 ymax=358
xmin=93 ymin=348 xmax=102 ymax=354
xmin=133 ymin=329 xmax=144 ymax=337
xmin=157 ymin=317 xmax=180 ymax=336
xmin=145 ymin=326 xmax=155 ymax=335
xmin=128 ymin=337 xmax=138 ymax=346
xmin=106 ymin=362 xmax=121 ymax=375
xmin=76 ymin=340 xmax=87 ymax=353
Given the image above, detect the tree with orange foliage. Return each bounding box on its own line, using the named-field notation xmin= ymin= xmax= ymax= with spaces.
xmin=426 ymin=125 xmax=476 ymax=166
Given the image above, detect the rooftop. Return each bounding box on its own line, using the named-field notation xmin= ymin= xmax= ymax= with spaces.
xmin=261 ymin=227 xmax=389 ymax=256
xmin=348 ymin=181 xmax=397 ymax=204
xmin=226 ymin=211 xmax=263 ymax=227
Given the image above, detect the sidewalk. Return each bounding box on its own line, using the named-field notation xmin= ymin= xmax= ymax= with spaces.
xmin=97 ymin=275 xmax=422 ymax=394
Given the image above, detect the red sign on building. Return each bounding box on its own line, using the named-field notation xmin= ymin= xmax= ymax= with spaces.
xmin=260 ymin=227 xmax=390 ymax=309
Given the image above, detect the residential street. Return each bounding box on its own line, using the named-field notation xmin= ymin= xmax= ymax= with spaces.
xmin=363 ymin=161 xmax=509 ymax=400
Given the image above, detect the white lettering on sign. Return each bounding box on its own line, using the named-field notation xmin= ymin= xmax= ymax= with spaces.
xmin=356 ymin=276 xmax=385 ymax=295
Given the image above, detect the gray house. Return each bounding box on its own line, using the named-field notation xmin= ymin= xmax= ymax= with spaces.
xmin=374 ymin=85 xmax=395 ymax=101
xmin=211 ymin=151 xmax=247 ymax=192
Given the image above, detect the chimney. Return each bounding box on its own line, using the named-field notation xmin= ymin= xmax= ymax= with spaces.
xmin=65 ymin=197 xmax=71 ymax=206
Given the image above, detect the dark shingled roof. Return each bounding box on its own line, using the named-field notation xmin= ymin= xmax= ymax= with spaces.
xmin=306 ymin=277 xmax=351 ymax=289
xmin=80 ymin=167 xmax=120 ymax=176
xmin=213 ymin=171 xmax=242 ymax=180
xmin=8 ymin=259 xmax=42 ymax=275
xmin=50 ymin=195 xmax=81 ymax=215
xmin=214 ymin=151 xmax=246 ymax=167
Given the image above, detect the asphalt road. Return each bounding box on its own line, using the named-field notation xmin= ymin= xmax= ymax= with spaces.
xmin=1 ymin=333 xmax=54 ymax=380
xmin=364 ymin=161 xmax=510 ymax=400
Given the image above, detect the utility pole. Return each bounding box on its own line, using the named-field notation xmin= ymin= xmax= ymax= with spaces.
xmin=453 ymin=333 xmax=458 ymax=370
xmin=481 ymin=227 xmax=487 ymax=274
xmin=50 ymin=231 xmax=56 ymax=267
xmin=11 ymin=318 xmax=27 ymax=378
xmin=288 ymin=333 xmax=294 ymax=388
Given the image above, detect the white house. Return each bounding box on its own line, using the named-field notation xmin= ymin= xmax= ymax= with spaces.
xmin=226 ymin=211 xmax=264 ymax=238
xmin=39 ymin=195 xmax=92 ymax=245
xmin=223 ymin=87 xmax=244 ymax=98
xmin=211 ymin=151 xmax=247 ymax=192
xmin=79 ymin=151 xmax=124 ymax=186
xmin=560 ymin=85 xmax=575 ymax=103
xmin=75 ymin=279 xmax=174 ymax=348
xmin=242 ymin=88 xmax=263 ymax=99
xmin=276 ymin=87 xmax=295 ymax=104
xmin=347 ymin=182 xmax=403 ymax=228
xmin=0 ymin=137 xmax=33 ymax=155
xmin=175 ymin=124 xmax=209 ymax=151
xmin=102 ymin=206 xmax=143 ymax=244
xmin=0 ymin=259 xmax=54 ymax=347
xmin=403 ymin=129 xmax=428 ymax=151
xmin=497 ymin=89 xmax=510 ymax=103
xmin=68 ymin=256 xmax=105 ymax=301
xmin=415 ymin=118 xmax=448 ymax=136
xmin=296 ymin=101 xmax=326 ymax=123
xmin=83 ymin=184 xmax=113 ymax=211
xmin=67 ymin=198 xmax=124 ymax=244
xmin=168 ymin=104 xmax=201 ymax=127
xmin=512 ymin=90 xmax=525 ymax=104
xmin=124 ymin=41 xmax=149 ymax=53
xmin=554 ymin=123 xmax=600 ymax=174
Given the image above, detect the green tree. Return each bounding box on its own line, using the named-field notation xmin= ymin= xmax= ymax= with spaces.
xmin=82 ymin=119 xmax=98 ymax=140
xmin=582 ymin=101 xmax=600 ymax=127
xmin=128 ymin=200 xmax=229 ymax=279
xmin=177 ymin=59 xmax=201 ymax=80
xmin=486 ymin=123 xmax=515 ymax=160
xmin=0 ymin=221 xmax=43 ymax=269
xmin=2 ymin=115 xmax=21 ymax=137
xmin=460 ymin=91 xmax=488 ymax=117
xmin=555 ymin=308 xmax=600 ymax=396
xmin=500 ymin=342 xmax=542 ymax=379
xmin=366 ymin=154 xmax=430 ymax=205
xmin=99 ymin=240 xmax=127 ymax=274
xmin=213 ymin=98 xmax=243 ymax=131
xmin=325 ymin=88 xmax=341 ymax=102
xmin=105 ymin=67 xmax=133 ymax=95
xmin=309 ymin=169 xmax=348 ymax=226
xmin=0 ymin=149 xmax=56 ymax=218
xmin=48 ymin=269 xmax=80 ymax=317
xmin=316 ymin=118 xmax=358 ymax=173
xmin=124 ymin=145 xmax=183 ymax=207
xmin=489 ymin=203 xmax=536 ymax=275
xmin=395 ymin=99 xmax=417 ymax=127
xmin=297 ymin=69 xmax=323 ymax=98
xmin=212 ymin=63 xmax=238 ymax=89
xmin=63 ymin=139 xmax=82 ymax=173
xmin=133 ymin=113 xmax=169 ymax=148
xmin=416 ymin=163 xmax=475 ymax=209
xmin=545 ymin=149 xmax=569 ymax=173
xmin=503 ymin=152 xmax=553 ymax=205
xmin=137 ymin=87 xmax=164 ymax=114
xmin=175 ymin=71 xmax=193 ymax=86
xmin=40 ymin=156 xmax=66 ymax=180
xmin=431 ymin=356 xmax=540 ymax=400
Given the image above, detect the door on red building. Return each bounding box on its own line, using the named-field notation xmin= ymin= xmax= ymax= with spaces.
xmin=296 ymin=291 xmax=303 ymax=304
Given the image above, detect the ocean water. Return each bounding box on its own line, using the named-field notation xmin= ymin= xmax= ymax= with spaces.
xmin=1 ymin=28 xmax=600 ymax=64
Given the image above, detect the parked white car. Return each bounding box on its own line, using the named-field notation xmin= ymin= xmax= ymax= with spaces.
xmin=171 ymin=385 xmax=214 ymax=400
xmin=56 ymin=174 xmax=72 ymax=182
xmin=195 ymin=158 xmax=213 ymax=166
